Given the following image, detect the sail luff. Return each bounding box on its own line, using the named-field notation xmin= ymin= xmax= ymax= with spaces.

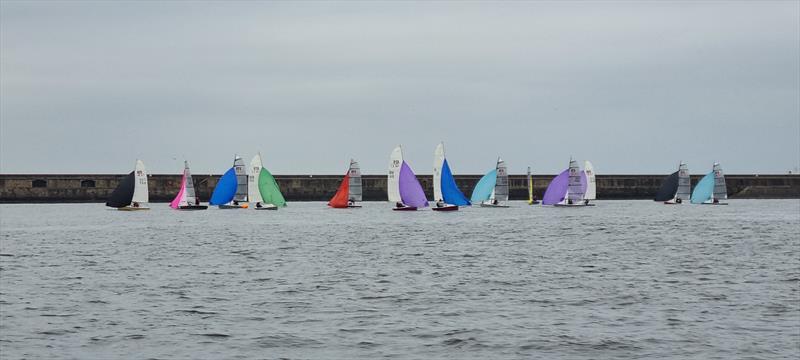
xmin=527 ymin=166 xmax=533 ymax=203
xmin=584 ymin=161 xmax=596 ymax=200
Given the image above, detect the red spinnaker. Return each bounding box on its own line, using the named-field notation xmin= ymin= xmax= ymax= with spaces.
xmin=328 ymin=173 xmax=350 ymax=208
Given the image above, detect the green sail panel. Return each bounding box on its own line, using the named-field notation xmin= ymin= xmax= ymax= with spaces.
xmin=258 ymin=167 xmax=286 ymax=207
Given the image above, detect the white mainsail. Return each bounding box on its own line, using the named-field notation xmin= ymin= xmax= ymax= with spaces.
xmin=567 ymin=159 xmax=584 ymax=203
xmin=493 ymin=158 xmax=509 ymax=202
xmin=584 ymin=160 xmax=596 ymax=200
xmin=233 ymin=156 xmax=248 ymax=203
xmin=132 ymin=159 xmax=149 ymax=205
xmin=248 ymin=154 xmax=264 ymax=204
xmin=713 ymin=162 xmax=727 ymax=201
xmin=433 ymin=143 xmax=445 ymax=202
xmin=388 ymin=146 xmax=403 ymax=203
xmin=348 ymin=159 xmax=362 ymax=202
xmin=675 ymin=162 xmax=691 ymax=202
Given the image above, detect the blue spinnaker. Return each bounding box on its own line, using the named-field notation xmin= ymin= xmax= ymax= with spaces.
xmin=441 ymin=159 xmax=471 ymax=206
xmin=209 ymin=167 xmax=237 ymax=205
xmin=470 ymin=169 xmax=497 ymax=203
xmin=690 ymin=171 xmax=714 ymax=204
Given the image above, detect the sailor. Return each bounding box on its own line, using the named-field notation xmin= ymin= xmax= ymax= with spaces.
xmin=492 ymin=199 xmax=498 ymax=205
xmin=395 ymin=202 xmax=404 ymax=208
xmin=233 ymin=200 xmax=239 ymax=206
xmin=132 ymin=202 xmax=139 ymax=208
xmin=713 ymin=198 xmax=719 ymax=204
xmin=584 ymin=199 xmax=589 ymax=205
xmin=436 ymin=199 xmax=444 ymax=207
xmin=348 ymin=198 xmax=355 ymax=206
xmin=195 ymin=198 xmax=200 ymax=205
xmin=567 ymin=199 xmax=573 ymax=205
xmin=676 ymin=198 xmax=682 ymax=204
xmin=256 ymin=202 xmax=262 ymax=208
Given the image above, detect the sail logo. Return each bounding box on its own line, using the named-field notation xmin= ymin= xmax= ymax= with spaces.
xmin=136 ymin=170 xmax=143 ymax=176
xmin=679 ymin=170 xmax=687 ymax=176
xmin=252 ymin=166 xmax=260 ymax=173
xmin=715 ymin=170 xmax=722 ymax=177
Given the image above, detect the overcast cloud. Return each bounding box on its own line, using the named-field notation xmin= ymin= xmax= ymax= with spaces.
xmin=1 ymin=1 xmax=798 ymax=175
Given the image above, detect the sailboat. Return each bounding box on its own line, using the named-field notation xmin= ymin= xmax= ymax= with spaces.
xmin=584 ymin=161 xmax=596 ymax=205
xmin=471 ymin=158 xmax=510 ymax=208
xmin=170 ymin=161 xmax=208 ymax=210
xmin=249 ymin=153 xmax=287 ymax=210
xmin=542 ymin=158 xmax=591 ymax=207
xmin=328 ymin=159 xmax=363 ymax=208
xmin=655 ymin=162 xmax=690 ymax=204
xmin=432 ymin=142 xmax=470 ymax=211
xmin=527 ymin=166 xmax=539 ymax=205
xmin=209 ymin=156 xmax=249 ymax=209
xmin=388 ymin=146 xmax=428 ymax=211
xmin=691 ymin=162 xmax=728 ymax=205
xmin=106 ymin=159 xmax=149 ymax=210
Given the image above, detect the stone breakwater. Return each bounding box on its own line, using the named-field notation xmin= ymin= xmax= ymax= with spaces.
xmin=0 ymin=174 xmax=797 ymax=203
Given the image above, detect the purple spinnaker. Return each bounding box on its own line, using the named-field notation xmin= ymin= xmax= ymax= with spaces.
xmin=542 ymin=169 xmax=569 ymax=205
xmin=581 ymin=171 xmax=588 ymax=194
xmin=399 ymin=161 xmax=429 ymax=208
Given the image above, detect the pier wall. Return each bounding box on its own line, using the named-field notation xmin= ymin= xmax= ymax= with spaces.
xmin=1 ymin=174 xmax=797 ymax=203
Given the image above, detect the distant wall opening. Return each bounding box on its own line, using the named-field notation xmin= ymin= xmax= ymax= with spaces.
xmin=81 ymin=179 xmax=96 ymax=188
xmin=32 ymin=179 xmax=47 ymax=188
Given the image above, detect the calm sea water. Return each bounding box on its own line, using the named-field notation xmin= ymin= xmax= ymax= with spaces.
xmin=1 ymin=200 xmax=798 ymax=359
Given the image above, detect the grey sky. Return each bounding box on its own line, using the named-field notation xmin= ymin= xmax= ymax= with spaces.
xmin=1 ymin=1 xmax=798 ymax=175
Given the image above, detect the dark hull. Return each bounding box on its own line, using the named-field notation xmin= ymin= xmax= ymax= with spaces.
xmin=432 ymin=205 xmax=459 ymax=211
xmin=178 ymin=205 xmax=208 ymax=210
xmin=528 ymin=200 xmax=540 ymax=205
xmin=254 ymin=206 xmax=278 ymax=210
xmin=392 ymin=206 xmax=418 ymax=211
xmin=218 ymin=205 xmax=246 ymax=209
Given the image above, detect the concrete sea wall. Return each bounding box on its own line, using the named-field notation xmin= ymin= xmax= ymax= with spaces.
xmin=1 ymin=174 xmax=797 ymax=203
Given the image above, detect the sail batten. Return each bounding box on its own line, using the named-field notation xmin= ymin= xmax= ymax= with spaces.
xmin=233 ymin=156 xmax=248 ymax=203
xmin=388 ymin=146 xmax=403 ymax=203
xmin=676 ymin=163 xmax=691 ymax=201
xmin=584 ymin=161 xmax=596 ymax=200
xmin=494 ymin=159 xmax=509 ymax=203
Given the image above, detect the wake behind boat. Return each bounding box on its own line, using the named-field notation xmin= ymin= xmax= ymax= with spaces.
xmin=106 ymin=159 xmax=150 ymax=211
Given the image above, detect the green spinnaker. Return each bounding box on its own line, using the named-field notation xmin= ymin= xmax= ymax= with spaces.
xmin=258 ymin=167 xmax=286 ymax=207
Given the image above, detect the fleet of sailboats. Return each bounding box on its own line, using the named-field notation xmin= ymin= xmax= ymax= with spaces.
xmin=106 ymin=152 xmax=735 ymax=210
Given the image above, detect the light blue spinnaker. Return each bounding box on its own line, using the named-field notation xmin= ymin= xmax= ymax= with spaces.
xmin=470 ymin=169 xmax=497 ymax=204
xmin=209 ymin=168 xmax=237 ymax=205
xmin=441 ymin=159 xmax=470 ymax=206
xmin=690 ymin=171 xmax=715 ymax=204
